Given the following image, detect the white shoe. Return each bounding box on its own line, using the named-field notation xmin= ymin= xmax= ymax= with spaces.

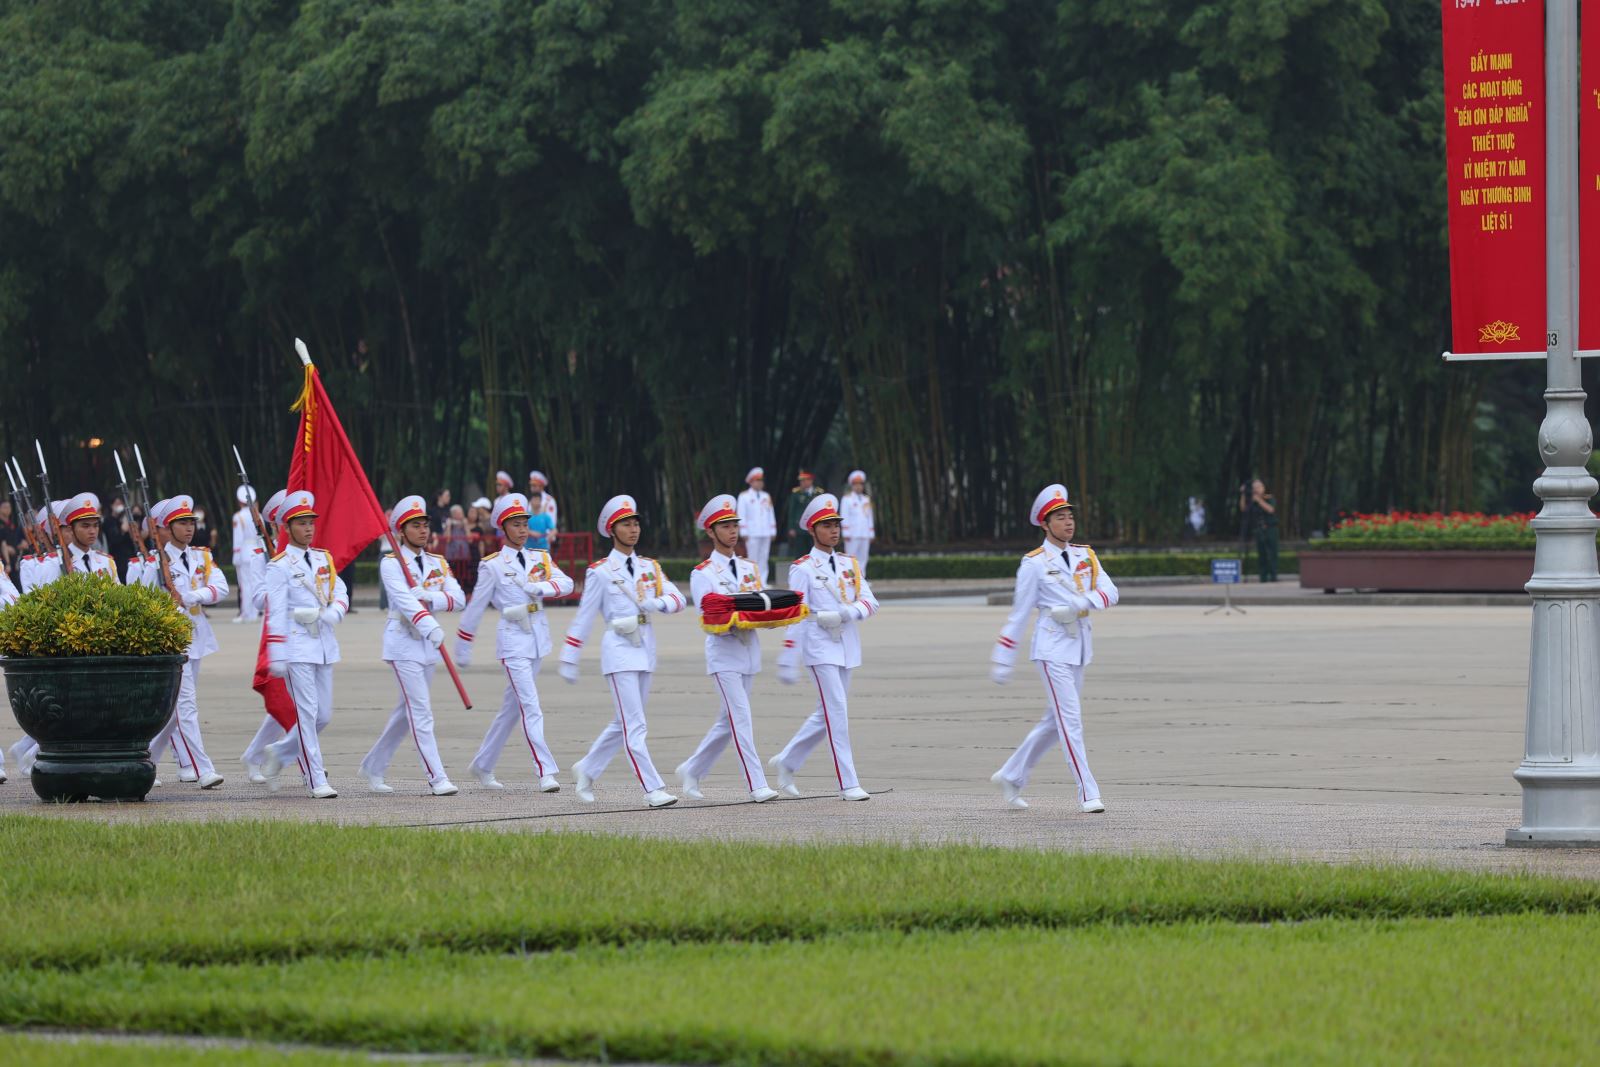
xmin=840 ymin=786 xmax=871 ymax=802
xmin=310 ymin=784 xmax=339 ymax=799
xmin=675 ymin=763 xmax=704 ymax=799
xmin=231 ymin=616 xmax=245 ymax=624
xmin=539 ymin=775 xmax=561 ymax=793
xmin=178 ymin=772 xmax=199 ymax=784
xmin=151 ymin=777 xmax=163 ymax=788
xmin=261 ymin=747 xmax=284 ymax=783
xmin=367 ymin=776 xmax=395 ymax=794
xmin=768 ymin=755 xmax=800 ymax=797
xmin=645 ymin=789 xmax=679 ymax=808
xmin=0 ymin=768 xmax=8 ymax=784
xmin=991 ymin=771 xmax=1027 ymax=809
xmin=750 ymin=787 xmax=779 ymax=803
xmin=473 ymin=768 xmax=505 ymax=790
xmin=1082 ymin=797 xmax=1106 ymax=814
xmin=242 ymin=760 xmax=266 ymax=784
xmin=575 ymin=770 xmax=596 ymax=804
xmin=198 ymin=772 xmax=225 ymax=790
xmin=431 ymin=779 xmax=459 ymax=797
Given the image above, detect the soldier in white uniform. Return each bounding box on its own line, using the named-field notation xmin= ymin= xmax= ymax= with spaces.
xmin=527 ymin=470 xmax=559 ymax=531
xmin=232 ymin=486 xmax=263 ymax=622
xmin=0 ymin=564 xmax=19 ymax=781
xmin=454 ymin=493 xmax=573 ymax=792
xmin=260 ymin=491 xmax=349 ymax=799
xmin=240 ymin=489 xmax=288 ymax=782
xmin=988 ymin=484 xmax=1118 ymax=812
xmin=359 ymin=495 xmax=466 ymax=796
xmin=736 ymin=467 xmax=776 ymax=584
xmin=770 ymin=494 xmax=880 ymax=801
xmin=9 ymin=494 xmax=120 ymax=778
xmin=138 ymin=495 xmax=229 ymax=789
xmin=840 ymin=470 xmax=875 ymax=573
xmin=559 ymin=495 xmax=685 ymax=808
xmin=675 ymin=495 xmax=780 ymax=803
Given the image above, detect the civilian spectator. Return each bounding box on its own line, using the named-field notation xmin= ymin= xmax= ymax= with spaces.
xmin=0 ymin=500 xmax=22 ymax=580
xmin=103 ymin=496 xmax=136 ymax=582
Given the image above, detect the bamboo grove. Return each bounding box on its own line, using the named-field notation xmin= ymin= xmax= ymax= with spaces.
xmin=0 ymin=0 xmax=1559 ymax=546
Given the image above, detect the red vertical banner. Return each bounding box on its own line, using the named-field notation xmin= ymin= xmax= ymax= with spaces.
xmin=1583 ymin=0 xmax=1600 ymax=349
xmin=1442 ymin=0 xmax=1545 ymax=355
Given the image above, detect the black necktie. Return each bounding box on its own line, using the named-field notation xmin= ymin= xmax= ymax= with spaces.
xmin=516 ymin=550 xmax=526 ymax=571
xmin=626 ymin=556 xmax=634 ymax=576
xmin=830 ymin=555 xmax=837 ymax=573
xmin=727 ymin=557 xmax=738 ymax=580
xmin=179 ymin=550 xmax=190 ymax=573
xmin=304 ymin=550 xmax=313 ymax=569
xmin=415 ymin=552 xmax=426 ymax=576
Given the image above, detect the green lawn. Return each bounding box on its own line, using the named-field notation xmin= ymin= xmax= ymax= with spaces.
xmin=0 ymin=1034 xmax=429 ymax=1066
xmin=3 ymin=817 xmax=1597 ymax=1065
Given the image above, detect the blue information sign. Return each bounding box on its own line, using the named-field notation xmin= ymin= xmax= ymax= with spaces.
xmin=1211 ymin=558 xmax=1242 ymax=585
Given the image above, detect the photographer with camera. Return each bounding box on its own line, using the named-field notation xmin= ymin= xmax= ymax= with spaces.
xmin=1239 ymin=478 xmax=1279 ymax=583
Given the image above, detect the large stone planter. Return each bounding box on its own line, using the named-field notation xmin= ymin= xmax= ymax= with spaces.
xmin=3 ymin=654 xmax=184 ymax=802
xmin=1298 ymin=550 xmax=1534 ymax=593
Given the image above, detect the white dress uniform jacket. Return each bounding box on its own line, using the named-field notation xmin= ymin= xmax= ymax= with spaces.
xmin=28 ymin=545 xmax=118 ymax=587
xmin=991 ymin=542 xmax=1119 ymax=668
xmin=456 ymin=546 xmax=573 ymax=662
xmin=381 ymin=549 xmax=466 ymax=663
xmin=0 ymin=569 xmax=19 ymax=607
xmin=561 ymin=550 xmax=686 ymax=675
xmin=232 ymin=506 xmax=261 ymax=562
xmin=156 ymin=541 xmax=229 ymax=659
xmin=689 ymin=552 xmax=763 ymax=676
xmin=840 ymin=492 xmax=875 ymax=540
xmin=777 ymin=548 xmax=878 ymax=671
xmin=736 ymin=488 xmax=777 ymax=538
xmin=264 ymin=546 xmax=349 ymax=666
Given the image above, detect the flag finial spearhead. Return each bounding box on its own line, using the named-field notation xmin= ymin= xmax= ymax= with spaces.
xmin=294 ymin=338 xmax=312 ymax=366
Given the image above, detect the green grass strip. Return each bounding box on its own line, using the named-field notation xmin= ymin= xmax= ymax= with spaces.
xmin=3 ymin=917 xmax=1599 ymax=1066
xmin=0 ymin=1033 xmax=433 ymax=1066
xmin=3 ymin=817 xmax=1599 ymax=969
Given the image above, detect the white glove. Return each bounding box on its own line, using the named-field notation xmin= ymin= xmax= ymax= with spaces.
xmin=1050 ymin=603 xmax=1089 ymax=625
xmin=815 ymin=610 xmax=843 ymax=633
xmin=524 ymin=582 xmax=547 ymax=600
xmin=268 ymin=659 xmax=287 ymax=679
xmin=291 ymin=607 xmax=319 ymax=627
xmin=455 ymin=644 xmax=473 ymax=667
xmin=426 ymin=628 xmax=444 ymax=649
xmin=608 ymin=614 xmax=639 ymax=636
xmin=320 ymin=607 xmax=342 ymax=627
xmin=778 ymin=662 xmax=800 ymax=685
xmin=179 ymin=588 xmax=203 ymax=607
xmin=426 ymin=590 xmax=449 ymax=611
xmin=989 ymin=663 xmax=1012 ymax=686
xmin=641 ymin=596 xmax=666 ymax=614
xmin=559 ymin=661 xmax=579 ymax=684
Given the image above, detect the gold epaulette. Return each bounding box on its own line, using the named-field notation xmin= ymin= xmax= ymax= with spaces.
xmin=1024 ymin=547 xmax=1045 ymax=558
xmin=694 ymin=560 xmax=711 ymax=571
xmin=588 ymin=559 xmax=605 ymax=569
xmin=270 ymin=550 xmax=289 ymax=563
xmin=429 ymin=552 xmax=448 ymax=563
xmin=482 ymin=551 xmax=500 ymax=562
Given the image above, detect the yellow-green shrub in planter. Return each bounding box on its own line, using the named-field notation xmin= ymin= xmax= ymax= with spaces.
xmin=0 ymin=574 xmax=191 ymax=802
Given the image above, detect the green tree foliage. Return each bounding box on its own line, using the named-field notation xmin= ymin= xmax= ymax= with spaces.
xmin=0 ymin=0 xmax=1550 ymax=545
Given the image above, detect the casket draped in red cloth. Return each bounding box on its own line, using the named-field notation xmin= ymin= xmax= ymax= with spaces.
xmin=699 ymin=590 xmax=808 ymax=634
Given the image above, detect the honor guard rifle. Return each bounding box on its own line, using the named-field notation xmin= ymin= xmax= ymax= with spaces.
xmin=32 ymin=442 xmax=73 ymax=571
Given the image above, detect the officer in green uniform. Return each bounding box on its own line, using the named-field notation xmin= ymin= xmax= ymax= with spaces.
xmin=1239 ymin=478 xmax=1279 ymax=582
xmin=785 ymin=469 xmax=822 ymax=557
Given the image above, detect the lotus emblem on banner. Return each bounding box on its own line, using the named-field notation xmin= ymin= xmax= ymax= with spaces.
xmin=1477 ymin=320 xmax=1522 ymax=346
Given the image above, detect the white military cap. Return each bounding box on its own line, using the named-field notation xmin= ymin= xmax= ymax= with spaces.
xmin=745 ymin=467 xmax=764 ymax=484
xmin=261 ymin=489 xmax=288 ymax=524
xmin=471 ymin=496 xmax=491 ymax=510
xmin=527 ymin=470 xmax=548 ymax=487
xmin=60 ymin=493 xmax=101 ymax=525
xmin=390 ymin=495 xmax=428 ymax=530
xmin=280 ymin=490 xmax=317 ymax=521
xmin=495 ymin=470 xmax=513 ymax=488
xmin=847 ymin=469 xmax=866 ymax=485
xmin=491 ymin=494 xmax=530 ymax=528
xmin=597 ymin=494 xmax=639 ymax=538
xmin=1029 ymin=484 xmax=1072 ymax=526
xmin=153 ymin=495 xmax=197 ymax=527
xmin=800 ymin=494 xmax=842 ymax=530
xmin=697 ymin=495 xmax=739 ymax=530
xmin=37 ymin=503 xmax=57 ymax=527
xmin=236 ymin=485 xmax=257 ymax=504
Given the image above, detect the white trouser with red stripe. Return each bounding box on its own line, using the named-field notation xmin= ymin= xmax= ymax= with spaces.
xmin=744 ymin=536 xmax=771 ymax=585
xmin=267 ymin=663 xmax=335 ymax=791
xmin=996 ymin=661 xmax=1100 ymax=802
xmin=469 ymin=657 xmax=559 ymax=780
xmin=574 ymin=669 xmax=664 ymax=794
xmin=360 ymin=661 xmax=449 ymax=787
xmin=150 ymin=660 xmax=215 ymax=779
xmin=774 ymin=664 xmax=859 ymax=791
xmin=241 ymin=715 xmax=285 ymax=769
xmin=682 ymin=671 xmax=769 ymax=793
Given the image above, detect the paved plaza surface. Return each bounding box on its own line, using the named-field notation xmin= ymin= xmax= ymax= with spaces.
xmin=6 ymin=597 xmax=1595 ymax=877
